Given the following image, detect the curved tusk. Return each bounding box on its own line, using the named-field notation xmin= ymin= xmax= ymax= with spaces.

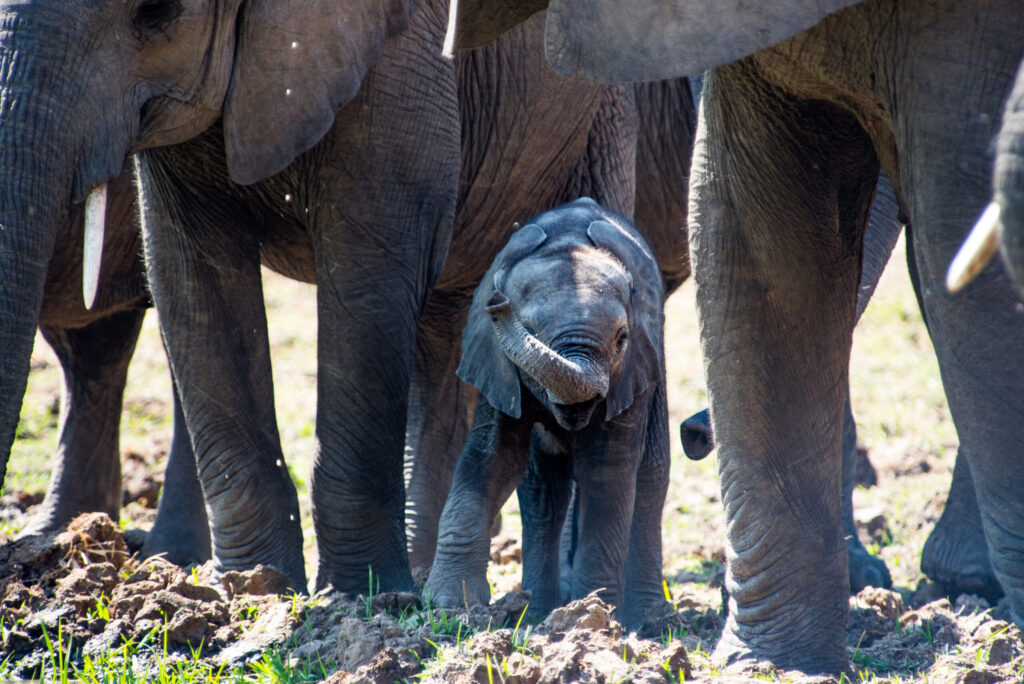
xmin=946 ymin=202 xmax=1001 ymax=293
xmin=442 ymin=0 xmax=458 ymax=58
xmin=83 ymin=183 xmax=107 ymax=309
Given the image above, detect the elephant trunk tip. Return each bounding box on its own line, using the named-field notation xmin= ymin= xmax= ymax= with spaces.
xmin=486 ymin=290 xmax=511 ymax=315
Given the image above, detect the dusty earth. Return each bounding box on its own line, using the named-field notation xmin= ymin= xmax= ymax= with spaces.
xmin=0 ymin=504 xmax=1021 ymax=681
xmin=3 ymin=255 xmax=1024 ymax=681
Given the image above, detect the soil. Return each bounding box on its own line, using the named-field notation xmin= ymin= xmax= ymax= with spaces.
xmin=0 ymin=502 xmax=1020 ymax=682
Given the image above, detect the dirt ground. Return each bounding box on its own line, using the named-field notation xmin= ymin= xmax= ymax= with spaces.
xmin=2 ymin=236 xmax=1022 ymax=682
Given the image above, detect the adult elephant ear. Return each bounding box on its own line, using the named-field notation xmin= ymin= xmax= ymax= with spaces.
xmin=543 ymin=0 xmax=861 ymax=82
xmin=445 ymin=0 xmax=549 ymax=51
xmin=225 ymin=0 xmax=414 ymax=185
xmin=586 ymin=219 xmax=663 ymax=421
xmin=457 ymin=224 xmax=547 ymax=419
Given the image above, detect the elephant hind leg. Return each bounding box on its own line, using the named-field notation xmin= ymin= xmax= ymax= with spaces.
xmin=842 ymin=393 xmax=893 ymax=593
xmin=518 ymin=435 xmax=572 ymax=617
xmin=21 ymin=308 xmax=145 ymax=536
xmin=404 ymin=289 xmax=475 ymax=571
xmin=921 ymin=449 xmax=1002 ymax=603
xmin=142 ymin=374 xmax=211 ymax=566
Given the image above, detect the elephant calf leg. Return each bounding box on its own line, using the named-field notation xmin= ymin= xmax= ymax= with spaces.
xmin=518 ymin=441 xmax=572 ymax=617
xmin=425 ymin=401 xmax=530 ymax=609
xmin=21 ymin=308 xmax=145 ymax=536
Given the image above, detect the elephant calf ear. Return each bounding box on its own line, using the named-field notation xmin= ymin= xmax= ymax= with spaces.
xmin=225 ymin=0 xmax=413 ymax=185
xmin=586 ymin=219 xmax=664 ymax=421
xmin=445 ymin=0 xmax=549 ymax=51
xmin=457 ymin=224 xmax=548 ymax=418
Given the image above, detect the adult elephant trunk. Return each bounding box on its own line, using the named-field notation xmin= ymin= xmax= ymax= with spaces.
xmin=949 ymin=62 xmax=1024 ymax=294
xmin=0 ymin=23 xmax=77 ymax=477
xmin=993 ymin=63 xmax=1024 ymax=293
xmin=485 ymin=291 xmax=609 ymax=404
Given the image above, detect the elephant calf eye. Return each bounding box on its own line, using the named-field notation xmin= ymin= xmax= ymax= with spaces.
xmin=134 ymin=0 xmax=184 ymax=36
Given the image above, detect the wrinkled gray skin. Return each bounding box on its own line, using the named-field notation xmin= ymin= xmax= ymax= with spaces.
xmin=990 ymin=60 xmax=1024 ymax=294
xmin=6 ymin=162 xmax=209 ymax=565
xmin=447 ymin=0 xmax=1024 ymax=674
xmin=0 ymin=0 xmax=655 ymax=593
xmin=426 ymin=201 xmax=673 ymax=632
xmin=681 ymin=174 xmax=1003 ymax=602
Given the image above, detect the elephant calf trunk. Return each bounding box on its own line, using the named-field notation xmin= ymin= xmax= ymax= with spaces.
xmin=486 ymin=291 xmax=608 ymax=405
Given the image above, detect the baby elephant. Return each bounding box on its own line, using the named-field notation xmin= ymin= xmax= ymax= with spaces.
xmin=425 ymin=198 xmax=673 ymax=631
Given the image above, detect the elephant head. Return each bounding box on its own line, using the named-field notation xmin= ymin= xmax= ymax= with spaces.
xmin=948 ymin=59 xmax=1024 ymax=296
xmin=0 ymin=0 xmax=416 ymax=474
xmin=446 ymin=0 xmax=860 ymax=81
xmin=457 ymin=198 xmax=663 ymax=431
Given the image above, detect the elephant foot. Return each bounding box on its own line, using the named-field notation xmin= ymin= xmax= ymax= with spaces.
xmin=423 ymin=567 xmax=490 ymax=610
xmin=712 ymin=617 xmax=847 ymax=677
xmin=16 ymin=496 xmax=116 ymax=539
xmin=142 ymin=521 xmax=211 ymax=568
xmin=848 ymin=539 xmax=892 ymax=593
xmin=633 ymin=600 xmax=683 ymax=638
xmin=922 ymin=519 xmax=1003 ymax=604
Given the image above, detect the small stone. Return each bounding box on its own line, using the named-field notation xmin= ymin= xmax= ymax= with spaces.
xmin=854 ymin=507 xmax=890 ymax=544
xmin=855 ymin=586 xmax=904 ymax=620
xmin=220 ymin=564 xmax=290 ymax=598
xmin=468 ymin=629 xmax=512 ymax=658
xmin=662 ymin=640 xmax=692 ymax=680
xmin=962 ymin=669 xmax=1001 ymax=684
xmin=986 ymin=636 xmax=1015 ymax=665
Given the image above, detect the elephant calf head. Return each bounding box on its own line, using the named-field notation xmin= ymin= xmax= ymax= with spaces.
xmin=458 ymin=197 xmax=664 ymax=430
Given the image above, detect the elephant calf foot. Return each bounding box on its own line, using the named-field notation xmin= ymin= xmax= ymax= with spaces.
xmin=922 ymin=520 xmax=1003 ymax=603
xmin=848 ymin=538 xmax=892 ymax=593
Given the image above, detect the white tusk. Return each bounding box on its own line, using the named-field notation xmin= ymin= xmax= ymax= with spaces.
xmin=442 ymin=0 xmax=458 ymax=58
xmin=946 ymin=202 xmax=1001 ymax=293
xmin=83 ymin=183 xmax=107 ymax=310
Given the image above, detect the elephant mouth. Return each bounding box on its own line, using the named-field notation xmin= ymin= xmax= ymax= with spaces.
xmin=550 ymin=395 xmax=602 ymax=431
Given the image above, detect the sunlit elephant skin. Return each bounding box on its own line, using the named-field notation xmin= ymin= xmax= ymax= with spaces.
xmin=140 ymin=1 xmax=643 ymax=592
xmin=426 ymin=200 xmax=673 ymax=632
xmin=444 ymin=0 xmax=1024 ymax=674
xmin=5 ymin=162 xmax=208 ymax=566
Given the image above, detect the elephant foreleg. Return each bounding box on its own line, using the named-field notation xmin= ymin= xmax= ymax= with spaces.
xmin=21 ymin=308 xmax=144 ymax=535
xmin=425 ymin=400 xmax=532 ymax=608
xmin=138 ymin=142 xmax=306 ymax=591
xmin=691 ymin=64 xmax=877 ymax=673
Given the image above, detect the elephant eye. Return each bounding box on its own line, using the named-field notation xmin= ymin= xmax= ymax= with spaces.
xmin=615 ymin=328 xmax=628 ymax=354
xmin=133 ymin=0 xmax=184 ymax=37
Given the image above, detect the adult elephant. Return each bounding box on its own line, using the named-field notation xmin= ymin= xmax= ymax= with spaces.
xmin=4 ymin=160 xmax=209 ymax=565
xmin=0 ymin=0 xmax=655 ymax=593
xmin=446 ymin=0 xmax=1024 ymax=674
